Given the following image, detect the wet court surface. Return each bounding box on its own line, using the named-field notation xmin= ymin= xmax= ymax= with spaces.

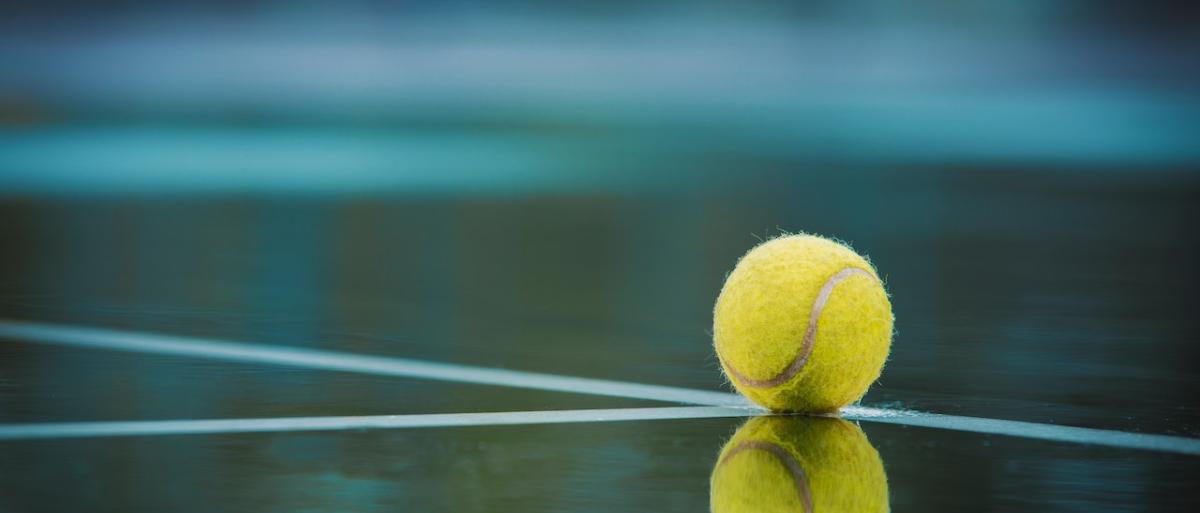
xmin=2 ymin=162 xmax=1199 ymax=511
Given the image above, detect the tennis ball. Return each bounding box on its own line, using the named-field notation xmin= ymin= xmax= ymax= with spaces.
xmin=710 ymin=416 xmax=889 ymax=513
xmin=713 ymin=234 xmax=893 ymax=412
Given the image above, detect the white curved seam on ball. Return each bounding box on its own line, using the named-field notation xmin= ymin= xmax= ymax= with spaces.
xmin=722 ymin=266 xmax=875 ymax=389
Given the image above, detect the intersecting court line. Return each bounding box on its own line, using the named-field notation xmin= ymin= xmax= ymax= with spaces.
xmin=2 ymin=319 xmax=1199 ymax=456
xmin=0 ymin=406 xmax=752 ymax=440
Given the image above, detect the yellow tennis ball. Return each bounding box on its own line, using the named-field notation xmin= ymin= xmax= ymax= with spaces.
xmin=713 ymin=234 xmax=893 ymax=412
xmin=710 ymin=416 xmax=889 ymax=513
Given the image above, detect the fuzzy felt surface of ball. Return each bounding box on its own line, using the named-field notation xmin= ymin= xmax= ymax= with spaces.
xmin=713 ymin=234 xmax=893 ymax=412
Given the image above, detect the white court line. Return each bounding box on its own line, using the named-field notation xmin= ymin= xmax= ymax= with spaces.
xmin=0 ymin=320 xmax=746 ymax=408
xmin=841 ymin=406 xmax=1200 ymax=456
xmin=2 ymin=319 xmax=1199 ymax=455
xmin=0 ymin=406 xmax=753 ymax=440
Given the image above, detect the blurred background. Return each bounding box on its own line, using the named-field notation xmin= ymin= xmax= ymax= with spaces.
xmin=2 ymin=1 xmax=1199 ymax=511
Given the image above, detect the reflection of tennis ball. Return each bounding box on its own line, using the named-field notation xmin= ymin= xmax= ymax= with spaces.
xmin=710 ymin=416 xmax=889 ymax=513
xmin=713 ymin=234 xmax=893 ymax=412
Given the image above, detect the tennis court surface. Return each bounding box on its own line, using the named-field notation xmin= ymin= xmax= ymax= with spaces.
xmin=2 ymin=177 xmax=1199 ymax=511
